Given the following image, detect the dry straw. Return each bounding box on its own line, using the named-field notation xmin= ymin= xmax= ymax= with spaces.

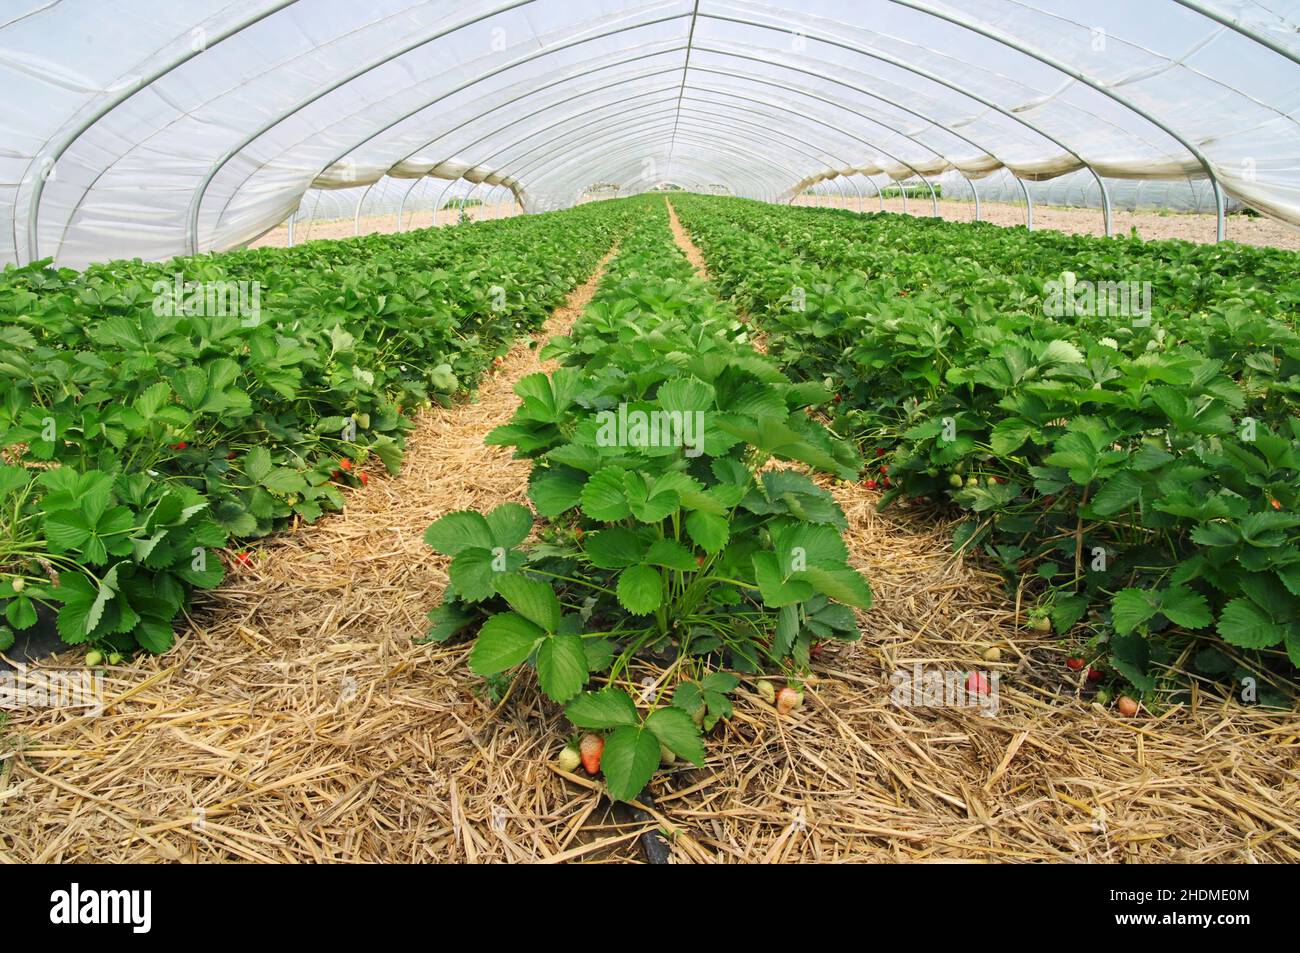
xmin=0 ymin=230 xmax=1296 ymax=864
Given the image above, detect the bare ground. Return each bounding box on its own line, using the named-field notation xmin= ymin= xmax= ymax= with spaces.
xmin=795 ymin=196 xmax=1300 ymax=251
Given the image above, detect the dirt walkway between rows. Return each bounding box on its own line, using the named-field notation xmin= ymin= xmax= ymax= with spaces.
xmin=0 ymin=245 xmax=625 ymax=863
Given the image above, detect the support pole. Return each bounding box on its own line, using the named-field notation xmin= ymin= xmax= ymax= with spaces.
xmin=354 ymin=180 xmax=378 ymax=236
xmin=963 ymin=173 xmax=980 ymax=222
xmin=395 ymin=177 xmax=422 ymax=231
xmin=1017 ymin=176 xmax=1034 ymax=231
xmin=431 ymin=179 xmax=459 ymax=228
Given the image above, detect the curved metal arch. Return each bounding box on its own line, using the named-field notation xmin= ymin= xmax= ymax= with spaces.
xmin=661 ymin=0 xmax=701 ymax=181
xmin=427 ymin=178 xmax=461 ymax=228
xmin=418 ymin=84 xmax=867 ymax=202
xmin=203 ymin=19 xmax=1082 ymax=255
xmin=187 ymin=0 xmax=553 ymax=254
xmin=873 ymin=1 xmax=1212 ymax=236
xmin=20 ymin=0 xmax=300 ymax=263
xmin=397 ymin=174 xmax=433 ymax=231
xmin=606 ymin=155 xmax=769 ymax=206
xmin=192 ymin=7 xmax=695 ymax=253
xmin=60 ymin=1 xmax=516 ymax=260
xmin=525 ymin=129 xmax=805 ymax=202
xmin=963 ymin=172 xmax=981 ymax=222
xmin=489 ymin=85 xmax=941 ymax=212
xmin=515 ymin=118 xmax=810 ymax=193
xmin=693 ymin=62 xmax=972 ymax=167
xmin=688 ymin=58 xmax=1041 ymax=220
xmin=457 ymin=181 xmax=483 ymax=223
xmin=675 ymin=85 xmax=940 ymax=214
xmin=205 ymin=21 xmax=1054 ymax=254
xmin=513 ymin=109 xmax=853 ymax=198
xmin=207 ymin=51 xmax=695 ymax=240
xmin=411 ymin=70 xmax=682 ymax=166
xmin=579 ymin=108 xmax=848 ymax=180
xmin=575 ymin=142 xmax=784 ymax=203
xmin=379 ymin=65 xmax=894 ymax=210
xmin=454 ymin=92 xmax=708 ymax=182
xmin=695 ymin=35 xmax=1116 ymax=235
xmin=227 ymin=57 xmax=813 ymax=238
xmin=502 ymin=95 xmax=883 ymax=197
xmin=352 ymin=179 xmax=379 ymax=236
xmin=518 ymin=124 xmax=764 ymax=197
xmin=493 ymin=98 xmax=811 ymax=198
xmin=1172 ymin=0 xmax=1300 ymax=66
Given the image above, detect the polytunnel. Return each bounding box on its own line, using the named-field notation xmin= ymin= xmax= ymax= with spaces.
xmin=2 ymin=0 xmax=1299 ymax=268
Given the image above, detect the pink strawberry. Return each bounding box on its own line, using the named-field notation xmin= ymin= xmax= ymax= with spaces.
xmin=776 ymin=686 xmax=803 ymax=715
xmin=580 ymin=733 xmax=604 ymax=774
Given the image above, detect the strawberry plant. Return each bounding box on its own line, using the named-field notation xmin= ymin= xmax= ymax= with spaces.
xmin=0 ymin=203 xmax=630 ymax=656
xmin=672 ymin=195 xmax=1300 ymax=702
xmin=424 ymin=199 xmax=871 ymax=800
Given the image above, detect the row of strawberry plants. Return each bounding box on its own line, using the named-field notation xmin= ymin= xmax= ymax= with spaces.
xmin=421 ymin=196 xmax=872 ymax=799
xmin=671 ymin=195 xmax=1300 ymax=704
xmin=0 ymin=203 xmax=630 ymax=658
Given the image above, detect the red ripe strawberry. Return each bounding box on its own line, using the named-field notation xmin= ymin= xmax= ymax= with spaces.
xmin=358 ymin=471 xmax=369 ymax=486
xmin=233 ymin=551 xmax=252 ymax=567
xmin=226 ymin=450 xmax=238 ymax=460
xmin=833 ymin=393 xmax=842 ymax=403
xmin=579 ymin=733 xmax=604 ymax=774
xmin=965 ymin=671 xmax=990 ymax=695
xmin=573 ymin=526 xmax=584 ymax=539
xmin=876 ymin=448 xmax=886 ymax=457
xmin=170 ymin=441 xmax=188 ymax=451
xmin=339 ymin=458 xmax=353 ymax=471
xmin=865 ymin=479 xmax=878 ymax=490
xmin=809 ymin=641 xmax=825 ymax=660
xmin=1087 ymin=667 xmax=1104 ymax=682
xmin=1066 ymin=657 xmax=1086 ymax=671
xmin=882 ymin=477 xmax=891 ymax=488
xmin=1271 ymin=499 xmax=1282 ymax=511
xmin=331 ymin=469 xmax=342 ymax=481
xmin=879 ymin=464 xmax=889 ymax=474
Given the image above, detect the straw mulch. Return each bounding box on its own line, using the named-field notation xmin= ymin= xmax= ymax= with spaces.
xmin=1 ymin=234 xmax=1297 ymax=865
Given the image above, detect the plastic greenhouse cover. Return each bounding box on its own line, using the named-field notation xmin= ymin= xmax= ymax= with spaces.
xmin=1 ymin=0 xmax=1297 ymax=268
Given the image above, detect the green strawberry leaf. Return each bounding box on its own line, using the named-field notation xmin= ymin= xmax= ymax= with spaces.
xmin=601 ymin=725 xmax=661 ymax=802
xmin=565 ymin=687 xmax=639 ymax=729
xmin=536 ymin=634 xmax=589 ymax=703
xmin=469 ymin=612 xmax=542 ymax=676
xmin=617 ymin=564 xmax=662 ymax=615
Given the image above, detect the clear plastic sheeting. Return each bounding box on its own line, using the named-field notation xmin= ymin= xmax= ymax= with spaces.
xmin=936 ymin=168 xmax=1241 ymax=215
xmin=1 ymin=0 xmax=1297 ymax=268
xmin=283 ymin=179 xmax=521 ymax=235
